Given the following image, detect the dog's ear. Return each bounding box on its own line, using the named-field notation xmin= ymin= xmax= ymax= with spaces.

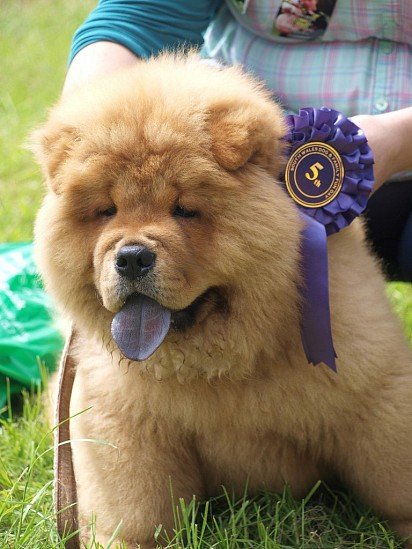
xmin=29 ymin=122 xmax=79 ymax=193
xmin=207 ymin=100 xmax=286 ymax=172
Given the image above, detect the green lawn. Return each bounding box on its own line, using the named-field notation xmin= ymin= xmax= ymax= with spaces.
xmin=0 ymin=0 xmax=96 ymax=241
xmin=0 ymin=1 xmax=411 ymax=547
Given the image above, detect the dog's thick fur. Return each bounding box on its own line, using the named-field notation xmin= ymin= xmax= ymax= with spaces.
xmin=32 ymin=55 xmax=412 ymax=547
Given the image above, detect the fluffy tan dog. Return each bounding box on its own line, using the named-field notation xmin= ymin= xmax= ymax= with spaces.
xmin=32 ymin=55 xmax=412 ymax=547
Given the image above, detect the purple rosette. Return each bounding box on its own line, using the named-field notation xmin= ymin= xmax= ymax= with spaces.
xmin=285 ymin=107 xmax=374 ymax=235
xmin=282 ymin=107 xmax=375 ymax=371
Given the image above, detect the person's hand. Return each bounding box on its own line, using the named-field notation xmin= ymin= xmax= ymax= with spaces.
xmin=351 ymin=108 xmax=412 ymax=191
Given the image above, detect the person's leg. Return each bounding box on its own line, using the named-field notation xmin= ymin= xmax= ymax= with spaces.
xmin=364 ymin=180 xmax=412 ymax=281
xmin=398 ymin=211 xmax=412 ymax=281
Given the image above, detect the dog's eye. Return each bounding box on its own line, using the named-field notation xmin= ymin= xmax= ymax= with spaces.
xmin=173 ymin=205 xmax=199 ymax=219
xmin=99 ymin=205 xmax=117 ymax=218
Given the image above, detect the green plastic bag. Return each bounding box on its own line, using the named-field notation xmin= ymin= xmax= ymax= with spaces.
xmin=0 ymin=243 xmax=63 ymax=409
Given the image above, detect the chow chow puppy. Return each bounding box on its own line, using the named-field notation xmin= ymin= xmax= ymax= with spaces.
xmin=32 ymin=55 xmax=412 ymax=547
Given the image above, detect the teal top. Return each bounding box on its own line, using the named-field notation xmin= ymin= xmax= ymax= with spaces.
xmin=69 ymin=0 xmax=223 ymax=64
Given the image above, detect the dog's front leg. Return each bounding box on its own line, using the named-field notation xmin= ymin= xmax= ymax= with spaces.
xmin=71 ymin=409 xmax=205 ymax=548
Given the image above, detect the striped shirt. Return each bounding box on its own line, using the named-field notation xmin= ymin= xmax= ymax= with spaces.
xmin=204 ymin=1 xmax=412 ymax=116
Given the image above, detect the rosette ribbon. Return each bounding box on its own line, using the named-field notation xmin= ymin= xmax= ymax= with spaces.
xmin=283 ymin=107 xmax=374 ymax=371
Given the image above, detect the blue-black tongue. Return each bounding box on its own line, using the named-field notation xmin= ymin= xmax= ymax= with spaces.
xmin=111 ymin=294 xmax=171 ymax=361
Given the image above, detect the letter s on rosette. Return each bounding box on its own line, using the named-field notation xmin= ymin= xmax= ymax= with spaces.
xmin=282 ymin=107 xmax=374 ymax=371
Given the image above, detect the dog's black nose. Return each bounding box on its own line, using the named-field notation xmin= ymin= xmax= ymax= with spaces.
xmin=115 ymin=245 xmax=156 ymax=279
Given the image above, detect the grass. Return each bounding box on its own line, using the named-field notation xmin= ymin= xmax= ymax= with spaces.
xmin=0 ymin=0 xmax=96 ymax=241
xmin=0 ymin=1 xmax=411 ymax=547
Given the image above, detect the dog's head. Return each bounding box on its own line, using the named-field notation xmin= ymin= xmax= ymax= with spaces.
xmin=32 ymin=55 xmax=303 ymax=379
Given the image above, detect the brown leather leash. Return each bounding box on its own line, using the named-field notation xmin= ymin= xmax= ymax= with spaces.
xmin=54 ymin=326 xmax=80 ymax=548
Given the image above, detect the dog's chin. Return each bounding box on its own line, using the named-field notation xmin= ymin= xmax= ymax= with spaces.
xmin=170 ymin=287 xmax=229 ymax=332
xmin=101 ymin=286 xmax=229 ymax=362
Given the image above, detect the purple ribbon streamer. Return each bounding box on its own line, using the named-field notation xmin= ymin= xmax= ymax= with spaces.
xmin=300 ymin=214 xmax=337 ymax=371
